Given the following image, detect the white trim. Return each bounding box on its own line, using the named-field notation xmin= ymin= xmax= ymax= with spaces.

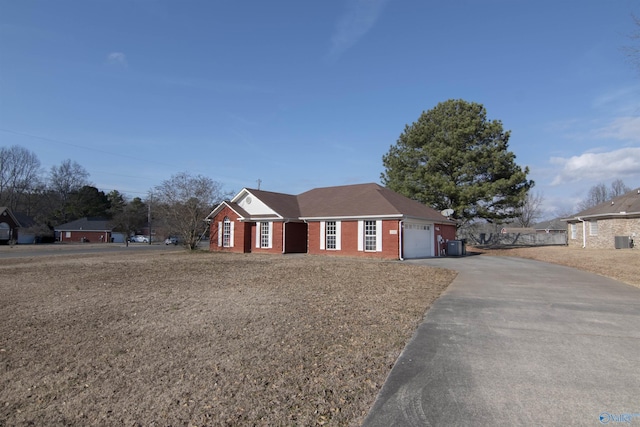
xmin=301 ymin=214 xmax=404 ymax=221
xmin=376 ymin=220 xmax=383 ymax=252
xmin=335 ymin=221 xmax=342 ymax=250
xmin=206 ymin=201 xmax=247 ymax=221
xmin=218 ymin=222 xmax=223 ymax=246
xmin=232 ymin=189 xmax=284 ymax=219
xmin=320 ymin=221 xmax=325 ymax=250
xmin=257 ymin=221 xmax=273 ymax=249
xmin=562 ymin=211 xmax=640 ymax=221
xmin=229 ymin=221 xmax=234 ymax=248
xmin=357 ymin=221 xmax=364 ymax=251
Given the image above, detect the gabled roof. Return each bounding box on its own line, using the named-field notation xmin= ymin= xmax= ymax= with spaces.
xmin=54 ymin=217 xmax=113 ymax=231
xmin=241 ymin=188 xmax=301 ymax=219
xmin=206 ymin=189 xmax=299 ymax=221
xmin=563 ymin=188 xmax=640 ymax=221
xmin=0 ymin=207 xmax=21 ymax=226
xmin=207 ymin=183 xmax=455 ymax=223
xmin=205 ymin=201 xmax=250 ymax=221
xmin=299 ymin=183 xmax=454 ymax=222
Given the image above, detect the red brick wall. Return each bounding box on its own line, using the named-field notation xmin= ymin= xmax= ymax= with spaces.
xmin=250 ymin=221 xmax=284 ymax=254
xmin=60 ymin=231 xmax=111 ymax=243
xmin=210 ymin=206 xmax=246 ymax=253
xmin=434 ymin=223 xmax=457 ymax=256
xmin=308 ymin=220 xmax=401 ymax=259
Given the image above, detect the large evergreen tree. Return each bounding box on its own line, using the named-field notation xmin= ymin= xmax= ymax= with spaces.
xmin=381 ymin=99 xmax=533 ymax=227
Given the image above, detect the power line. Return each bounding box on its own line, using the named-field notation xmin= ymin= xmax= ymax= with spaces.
xmin=0 ymin=128 xmax=175 ymax=168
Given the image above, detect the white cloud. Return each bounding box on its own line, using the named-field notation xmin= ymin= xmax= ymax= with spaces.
xmin=328 ymin=0 xmax=389 ymax=60
xmin=106 ymin=52 xmax=128 ymax=67
xmin=550 ymin=147 xmax=640 ymax=185
xmin=593 ymin=116 xmax=640 ymax=142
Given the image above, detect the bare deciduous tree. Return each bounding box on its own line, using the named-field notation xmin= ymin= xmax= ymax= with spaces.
xmin=610 ymin=178 xmax=631 ymax=197
xmin=48 ymin=159 xmax=91 ymax=223
xmin=577 ymin=180 xmax=632 ymax=211
xmin=48 ymin=159 xmax=90 ymax=203
xmin=515 ymin=191 xmax=544 ymax=227
xmin=152 ymin=172 xmax=231 ymax=250
xmin=0 ymin=145 xmax=42 ymax=211
xmin=625 ymin=13 xmax=640 ymax=73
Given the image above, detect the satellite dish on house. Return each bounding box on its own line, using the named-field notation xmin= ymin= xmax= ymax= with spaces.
xmin=441 ymin=209 xmax=454 ymax=217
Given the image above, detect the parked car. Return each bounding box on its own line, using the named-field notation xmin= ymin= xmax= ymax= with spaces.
xmin=130 ymin=235 xmax=149 ymax=243
xmin=164 ymin=236 xmax=178 ymax=245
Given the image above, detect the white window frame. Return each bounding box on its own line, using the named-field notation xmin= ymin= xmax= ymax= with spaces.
xmin=222 ymin=217 xmax=234 ymax=247
xmin=589 ymin=220 xmax=598 ymax=236
xmin=256 ymin=222 xmax=273 ymax=249
xmin=358 ymin=220 xmax=382 ymax=252
xmin=326 ymin=221 xmax=337 ymax=249
xmin=320 ymin=221 xmax=341 ymax=251
xmin=570 ymin=223 xmax=577 ymax=240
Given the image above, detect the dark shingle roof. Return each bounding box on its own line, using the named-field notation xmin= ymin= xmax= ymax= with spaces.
xmin=298 ymin=183 xmax=453 ymax=222
xmin=0 ymin=207 xmax=21 ymax=226
xmin=54 ymin=217 xmax=113 ymax=231
xmin=245 ymin=189 xmax=301 ymax=219
xmin=208 ymin=183 xmax=455 ymax=224
xmin=565 ymin=188 xmax=640 ymax=220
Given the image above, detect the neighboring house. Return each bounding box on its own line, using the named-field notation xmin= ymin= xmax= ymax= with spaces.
xmin=563 ymin=188 xmax=640 ymax=249
xmin=206 ymin=183 xmax=457 ymax=260
xmin=533 ymin=218 xmax=567 ymax=234
xmin=12 ymin=212 xmax=38 ymax=244
xmin=54 ymin=217 xmax=114 ymax=243
xmin=0 ymin=207 xmax=21 ymax=244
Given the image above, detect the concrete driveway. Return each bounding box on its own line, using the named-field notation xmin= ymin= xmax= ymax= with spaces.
xmin=363 ymin=255 xmax=640 ymax=426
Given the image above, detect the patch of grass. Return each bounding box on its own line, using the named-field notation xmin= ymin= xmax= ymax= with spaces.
xmin=0 ymin=252 xmax=455 ymax=426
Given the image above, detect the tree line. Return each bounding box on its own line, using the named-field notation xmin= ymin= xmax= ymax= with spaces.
xmin=0 ymin=145 xmax=230 ymax=248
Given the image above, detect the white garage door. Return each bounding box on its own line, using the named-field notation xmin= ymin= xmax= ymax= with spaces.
xmin=403 ymin=222 xmax=433 ymax=259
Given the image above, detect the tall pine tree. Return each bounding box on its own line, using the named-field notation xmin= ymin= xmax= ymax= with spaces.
xmin=381 ymin=99 xmax=533 ymax=227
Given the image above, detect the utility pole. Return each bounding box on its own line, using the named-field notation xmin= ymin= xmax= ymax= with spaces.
xmin=148 ymin=196 xmax=152 ymax=245
xmin=257 ymin=179 xmax=262 ymax=190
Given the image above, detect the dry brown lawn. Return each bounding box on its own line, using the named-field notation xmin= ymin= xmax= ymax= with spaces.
xmin=0 ymin=251 xmax=455 ymax=426
xmin=471 ymin=245 xmax=640 ymax=288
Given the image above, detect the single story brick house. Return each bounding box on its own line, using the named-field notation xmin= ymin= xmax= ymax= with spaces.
xmin=563 ymin=188 xmax=640 ymax=249
xmin=0 ymin=207 xmax=21 ymax=244
xmin=206 ymin=183 xmax=457 ymax=259
xmin=54 ymin=217 xmax=114 ymax=243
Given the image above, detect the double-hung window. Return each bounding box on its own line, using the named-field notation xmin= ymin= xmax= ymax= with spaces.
xmin=326 ymin=221 xmax=337 ymax=249
xmin=589 ymin=220 xmax=598 ymax=236
xmin=222 ymin=217 xmax=232 ymax=247
xmin=260 ymin=222 xmax=272 ymax=248
xmin=364 ymin=220 xmax=377 ymax=251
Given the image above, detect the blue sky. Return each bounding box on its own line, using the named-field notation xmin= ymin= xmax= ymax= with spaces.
xmin=1 ymin=0 xmax=639 ymax=218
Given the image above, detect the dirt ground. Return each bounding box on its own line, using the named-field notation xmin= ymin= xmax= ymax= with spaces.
xmin=0 ymin=251 xmax=455 ymax=426
xmin=471 ymin=245 xmax=640 ymax=288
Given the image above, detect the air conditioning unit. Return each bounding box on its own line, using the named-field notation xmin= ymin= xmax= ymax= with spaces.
xmin=614 ymin=236 xmax=630 ymax=249
xmin=448 ymin=240 xmax=463 ymax=256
